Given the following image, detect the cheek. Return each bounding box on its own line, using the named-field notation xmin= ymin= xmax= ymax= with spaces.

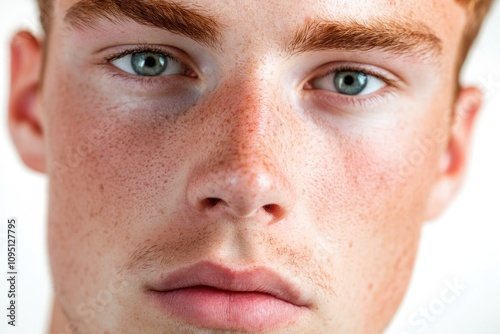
xmin=304 ymin=119 xmax=443 ymax=329
xmin=309 ymin=122 xmax=441 ymax=226
xmin=42 ymin=67 xmax=195 ymax=310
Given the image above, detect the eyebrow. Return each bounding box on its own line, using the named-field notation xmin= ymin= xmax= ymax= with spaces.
xmin=64 ymin=0 xmax=222 ymax=47
xmin=284 ymin=18 xmax=442 ymax=62
xmin=65 ymin=1 xmax=441 ymax=62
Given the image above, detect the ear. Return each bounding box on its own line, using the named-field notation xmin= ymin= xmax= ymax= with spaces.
xmin=8 ymin=31 xmax=45 ymax=173
xmin=424 ymin=87 xmax=482 ymax=220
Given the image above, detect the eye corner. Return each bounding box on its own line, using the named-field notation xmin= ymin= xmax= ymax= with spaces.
xmin=303 ymin=81 xmax=314 ymax=91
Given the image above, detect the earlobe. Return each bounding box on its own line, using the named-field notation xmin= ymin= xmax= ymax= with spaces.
xmin=424 ymin=87 xmax=482 ymax=220
xmin=8 ymin=31 xmax=45 ymax=173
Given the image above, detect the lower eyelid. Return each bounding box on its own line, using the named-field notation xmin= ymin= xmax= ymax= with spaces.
xmin=309 ymin=85 xmax=398 ymax=110
xmin=102 ymin=68 xmax=199 ymax=91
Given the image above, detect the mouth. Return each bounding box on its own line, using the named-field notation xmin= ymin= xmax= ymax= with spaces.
xmin=147 ymin=261 xmax=310 ymax=331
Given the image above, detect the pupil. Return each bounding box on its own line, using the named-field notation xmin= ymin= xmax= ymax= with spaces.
xmin=344 ymin=75 xmax=354 ymax=85
xmin=144 ymin=57 xmax=156 ymax=68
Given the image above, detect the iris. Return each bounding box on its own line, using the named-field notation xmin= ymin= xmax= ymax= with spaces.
xmin=131 ymin=52 xmax=168 ymax=76
xmin=334 ymin=71 xmax=368 ymax=95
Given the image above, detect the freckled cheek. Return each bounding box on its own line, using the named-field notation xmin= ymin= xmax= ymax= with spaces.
xmin=305 ymin=130 xmax=436 ymax=320
xmin=44 ymin=73 xmax=196 ymax=205
xmin=312 ymin=133 xmax=435 ymax=224
xmin=47 ymin=111 xmax=185 ymax=225
xmin=43 ymin=83 xmax=192 ymax=283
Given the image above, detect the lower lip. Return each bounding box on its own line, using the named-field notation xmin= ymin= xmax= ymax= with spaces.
xmin=149 ymin=287 xmax=304 ymax=330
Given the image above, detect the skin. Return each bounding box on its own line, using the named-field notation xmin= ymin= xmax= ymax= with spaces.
xmin=8 ymin=0 xmax=482 ymax=333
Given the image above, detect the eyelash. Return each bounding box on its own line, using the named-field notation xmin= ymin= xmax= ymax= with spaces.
xmin=323 ymin=65 xmax=393 ymax=83
xmin=103 ymin=46 xmax=195 ymax=81
xmin=306 ymin=64 xmax=398 ymax=107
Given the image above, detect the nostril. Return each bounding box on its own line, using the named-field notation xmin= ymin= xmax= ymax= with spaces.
xmin=263 ymin=204 xmax=284 ymax=219
xmin=199 ymin=199 xmax=285 ymax=219
xmin=204 ymin=197 xmax=221 ymax=208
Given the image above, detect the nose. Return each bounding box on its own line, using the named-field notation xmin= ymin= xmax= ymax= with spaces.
xmin=186 ymin=85 xmax=296 ymax=223
xmin=188 ymin=158 xmax=294 ymax=221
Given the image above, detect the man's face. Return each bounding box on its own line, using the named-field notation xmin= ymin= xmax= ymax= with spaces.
xmin=18 ymin=0 xmax=476 ymax=332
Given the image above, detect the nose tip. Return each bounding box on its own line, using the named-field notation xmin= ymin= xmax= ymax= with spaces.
xmin=187 ymin=164 xmax=293 ymax=222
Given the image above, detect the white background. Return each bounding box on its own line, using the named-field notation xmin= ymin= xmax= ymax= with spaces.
xmin=0 ymin=1 xmax=499 ymax=333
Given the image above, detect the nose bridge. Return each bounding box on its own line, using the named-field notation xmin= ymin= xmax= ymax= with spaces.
xmin=207 ymin=57 xmax=289 ymax=164
xmin=226 ymin=79 xmax=282 ymax=163
xmin=186 ymin=68 xmax=296 ymax=220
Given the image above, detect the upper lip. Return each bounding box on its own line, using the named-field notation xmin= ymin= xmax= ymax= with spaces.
xmin=148 ymin=261 xmax=308 ymax=307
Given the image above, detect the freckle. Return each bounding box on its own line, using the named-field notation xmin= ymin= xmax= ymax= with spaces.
xmin=368 ymin=283 xmax=373 ymax=291
xmin=99 ymin=183 xmax=104 ymax=192
xmin=349 ymin=240 xmax=353 ymax=249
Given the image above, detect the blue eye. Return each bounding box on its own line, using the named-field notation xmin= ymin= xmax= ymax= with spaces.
xmin=111 ymin=51 xmax=185 ymax=77
xmin=312 ymin=69 xmax=386 ymax=96
xmin=334 ymin=71 xmax=367 ymax=95
xmin=131 ymin=52 xmax=167 ymax=76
